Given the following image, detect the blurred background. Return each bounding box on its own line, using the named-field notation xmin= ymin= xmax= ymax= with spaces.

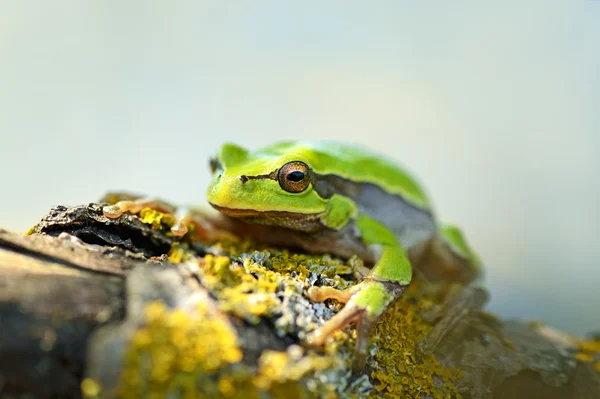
xmin=0 ymin=1 xmax=598 ymax=336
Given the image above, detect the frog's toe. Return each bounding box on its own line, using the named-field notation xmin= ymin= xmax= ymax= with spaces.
xmin=170 ymin=208 xmax=192 ymax=236
xmin=102 ymin=198 xmax=165 ymax=220
xmin=306 ymin=300 xmax=365 ymax=347
xmin=307 ymin=281 xmax=392 ymax=347
xmin=102 ymin=204 xmax=125 ymax=219
xmin=307 ymin=285 xmax=358 ymax=304
xmin=170 ymin=222 xmax=188 ymax=236
xmin=306 ymin=302 xmax=378 ymax=371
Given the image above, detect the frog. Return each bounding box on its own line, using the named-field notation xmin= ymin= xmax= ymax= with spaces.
xmin=103 ymin=140 xmax=482 ymax=369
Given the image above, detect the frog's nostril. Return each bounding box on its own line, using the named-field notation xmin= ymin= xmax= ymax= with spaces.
xmin=239 ymin=175 xmax=249 ymax=184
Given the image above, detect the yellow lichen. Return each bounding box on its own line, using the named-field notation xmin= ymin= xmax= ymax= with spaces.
xmin=118 ymin=300 xmax=243 ymax=398
xmin=578 ymin=337 xmax=600 ymax=354
xmin=575 ymin=353 xmax=594 ymax=363
xmin=576 ymin=335 xmax=600 ymax=373
xmin=255 ymin=346 xmax=335 ymax=390
xmin=168 ymin=242 xmax=193 ymax=264
xmin=118 ymin=300 xmax=341 ymax=398
xmin=81 ymin=378 xmax=102 ymax=398
xmin=139 ymin=208 xmax=177 ymax=230
xmin=370 ymin=282 xmax=463 ymax=398
xmin=197 ymin=252 xmax=351 ymax=325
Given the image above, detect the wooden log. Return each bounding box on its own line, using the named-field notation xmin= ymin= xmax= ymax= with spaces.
xmin=0 ymin=204 xmax=598 ymax=398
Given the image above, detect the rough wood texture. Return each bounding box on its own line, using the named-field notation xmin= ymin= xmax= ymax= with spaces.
xmin=0 ymin=204 xmax=598 ymax=398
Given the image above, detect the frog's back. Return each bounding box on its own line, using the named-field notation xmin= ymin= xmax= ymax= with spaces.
xmin=259 ymin=140 xmax=431 ymax=211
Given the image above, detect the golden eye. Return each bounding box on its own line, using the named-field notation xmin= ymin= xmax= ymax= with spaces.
xmin=278 ymin=161 xmax=311 ymax=193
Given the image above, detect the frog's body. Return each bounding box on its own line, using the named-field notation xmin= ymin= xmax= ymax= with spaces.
xmin=103 ymin=140 xmax=481 ymax=369
xmin=207 ymin=141 xmax=479 ymax=284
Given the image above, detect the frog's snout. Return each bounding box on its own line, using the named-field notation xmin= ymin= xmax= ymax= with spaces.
xmin=206 ymin=172 xmax=246 ymax=209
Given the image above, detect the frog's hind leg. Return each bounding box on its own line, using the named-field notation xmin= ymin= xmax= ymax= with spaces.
xmin=419 ymin=224 xmax=482 ymax=283
xmin=307 ymin=284 xmax=360 ymax=305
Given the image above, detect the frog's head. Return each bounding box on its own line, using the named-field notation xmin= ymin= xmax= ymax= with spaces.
xmin=206 ymin=143 xmax=330 ymax=231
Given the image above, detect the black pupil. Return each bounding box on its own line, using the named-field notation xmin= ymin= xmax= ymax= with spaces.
xmin=287 ymin=171 xmax=305 ymax=182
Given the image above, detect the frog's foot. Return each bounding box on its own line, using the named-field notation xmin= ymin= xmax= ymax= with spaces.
xmin=102 ymin=195 xmax=241 ymax=242
xmin=103 ymin=197 xmax=190 ymax=236
xmin=418 ymin=282 xmax=488 ymax=355
xmin=306 ymin=280 xmax=407 ymax=370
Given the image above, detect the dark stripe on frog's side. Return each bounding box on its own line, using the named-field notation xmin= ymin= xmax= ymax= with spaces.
xmin=239 ymin=169 xmax=278 ymax=184
xmin=313 ymin=173 xmax=437 ymax=251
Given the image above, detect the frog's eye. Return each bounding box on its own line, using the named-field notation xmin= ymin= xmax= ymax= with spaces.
xmin=278 ymin=161 xmax=311 ymax=193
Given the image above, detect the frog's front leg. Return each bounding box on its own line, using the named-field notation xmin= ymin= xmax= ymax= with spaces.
xmin=306 ymin=214 xmax=412 ymax=370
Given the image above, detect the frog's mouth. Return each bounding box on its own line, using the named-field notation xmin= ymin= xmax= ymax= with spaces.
xmin=209 ymin=203 xmax=324 ymax=233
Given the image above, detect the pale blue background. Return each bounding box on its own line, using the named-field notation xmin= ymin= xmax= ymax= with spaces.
xmin=1 ymin=1 xmax=598 ymax=335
